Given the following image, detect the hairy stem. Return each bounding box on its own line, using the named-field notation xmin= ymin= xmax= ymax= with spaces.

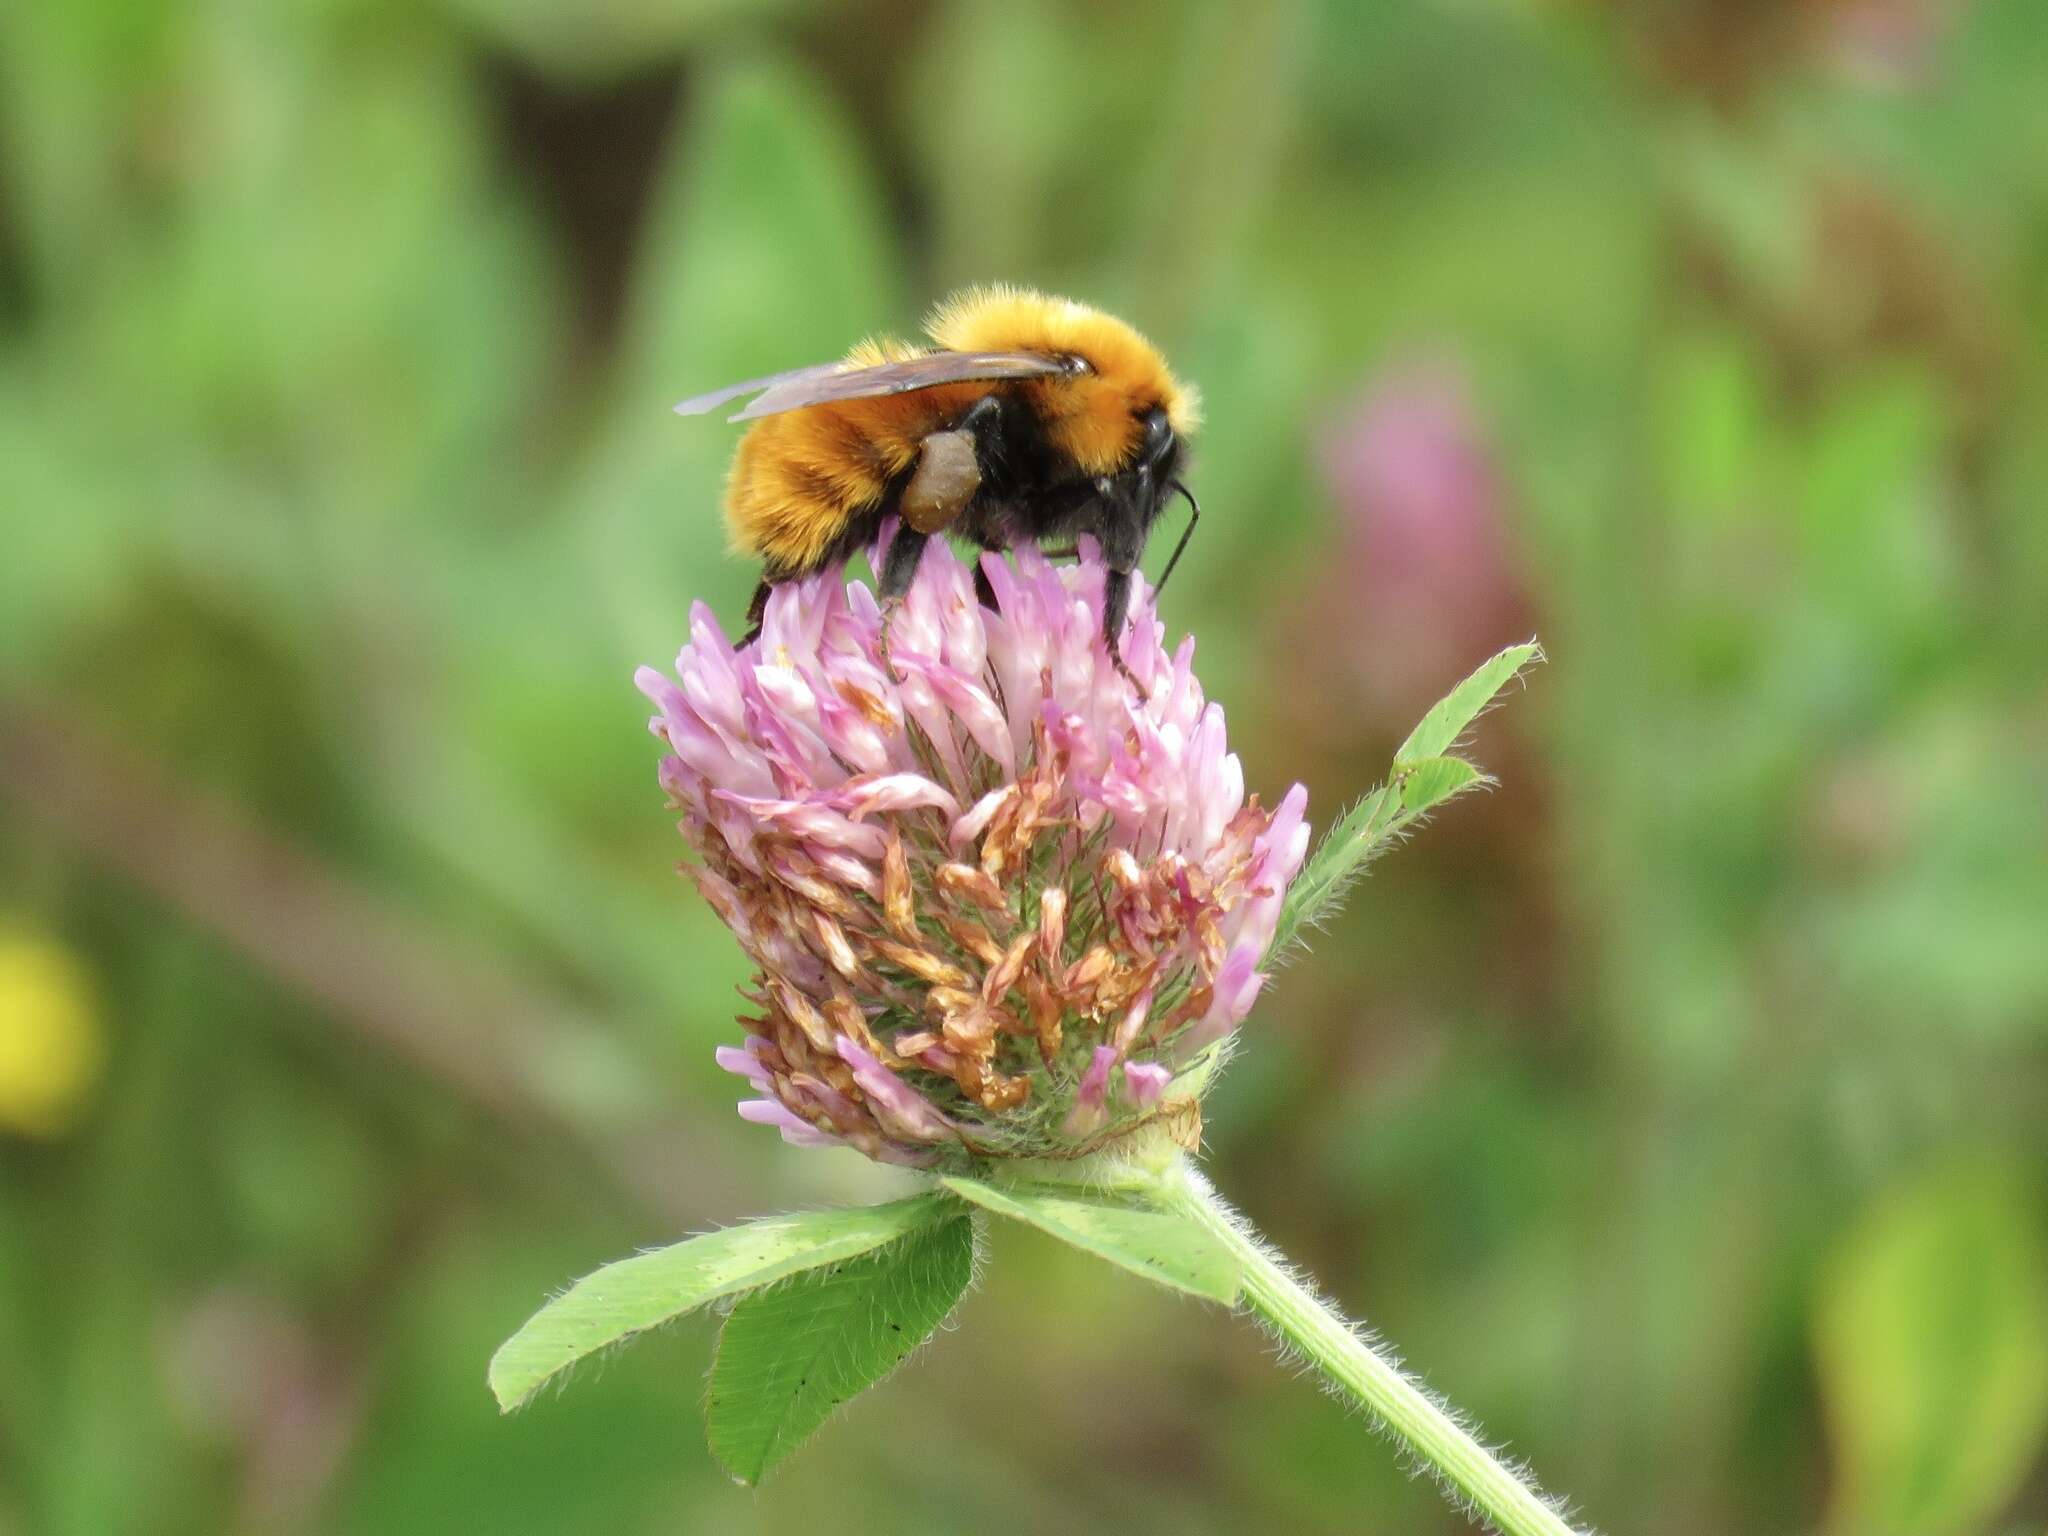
xmin=1162 ymin=1158 xmax=1584 ymax=1536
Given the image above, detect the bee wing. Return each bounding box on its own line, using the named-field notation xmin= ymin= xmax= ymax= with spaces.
xmin=674 ymin=351 xmax=1078 ymax=423
xmin=670 ymin=361 xmax=853 ymax=419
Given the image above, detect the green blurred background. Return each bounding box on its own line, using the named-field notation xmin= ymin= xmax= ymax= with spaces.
xmin=4 ymin=0 xmax=2047 ymax=1531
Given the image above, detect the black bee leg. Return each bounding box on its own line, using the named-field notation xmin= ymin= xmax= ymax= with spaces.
xmin=1101 ymin=566 xmax=1146 ymax=695
xmin=955 ymin=393 xmax=1005 ymax=468
xmin=876 ymin=527 xmax=928 ymax=668
xmin=955 ymin=394 xmax=1007 ymax=615
xmin=1097 ymin=474 xmax=1151 ymax=693
xmin=877 ymin=526 xmax=928 ymax=602
xmin=740 ymin=578 xmax=774 ymax=645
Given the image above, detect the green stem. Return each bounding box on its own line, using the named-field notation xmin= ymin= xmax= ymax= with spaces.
xmin=1164 ymin=1158 xmax=1583 ymax=1536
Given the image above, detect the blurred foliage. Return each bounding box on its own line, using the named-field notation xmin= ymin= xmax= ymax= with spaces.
xmin=1815 ymin=1158 xmax=2048 ymax=1536
xmin=2 ymin=0 xmax=2046 ymax=1532
xmin=0 ymin=931 xmax=105 ymax=1139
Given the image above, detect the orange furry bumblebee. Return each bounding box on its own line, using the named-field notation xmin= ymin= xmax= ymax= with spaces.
xmin=674 ymin=287 xmax=1202 ymax=677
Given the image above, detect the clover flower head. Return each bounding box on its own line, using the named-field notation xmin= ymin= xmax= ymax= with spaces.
xmin=635 ymin=532 xmax=1309 ymax=1165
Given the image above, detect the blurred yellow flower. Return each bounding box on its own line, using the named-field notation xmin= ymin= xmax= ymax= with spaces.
xmin=0 ymin=931 xmax=106 ymax=1139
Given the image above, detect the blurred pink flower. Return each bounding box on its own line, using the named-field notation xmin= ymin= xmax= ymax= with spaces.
xmin=1315 ymin=356 xmax=1533 ymax=725
xmin=1821 ymin=0 xmax=1958 ymax=89
xmin=637 ymin=533 xmax=1309 ymax=1164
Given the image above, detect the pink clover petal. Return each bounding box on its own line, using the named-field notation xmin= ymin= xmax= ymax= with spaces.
xmin=1061 ymin=1045 xmax=1119 ymax=1138
xmin=1122 ymin=1062 xmax=1171 ymax=1105
xmin=835 ymin=1036 xmax=955 ymax=1144
xmin=835 ymin=772 xmax=962 ymax=823
xmin=737 ymin=1098 xmax=840 ymax=1148
xmin=714 ymin=1045 xmax=771 ymax=1090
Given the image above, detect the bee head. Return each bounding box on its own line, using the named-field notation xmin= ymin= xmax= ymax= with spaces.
xmin=925 ymin=286 xmax=1200 ymax=478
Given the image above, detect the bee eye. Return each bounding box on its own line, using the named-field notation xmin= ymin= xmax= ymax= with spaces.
xmin=1138 ymin=406 xmax=1174 ymax=463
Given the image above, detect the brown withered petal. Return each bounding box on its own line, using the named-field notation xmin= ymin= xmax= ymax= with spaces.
xmin=981 ymin=1073 xmax=1031 ymax=1111
xmin=937 ymin=914 xmax=1006 ymax=966
xmin=1022 ymin=971 xmax=1064 ymax=1067
xmin=940 ymin=1001 xmax=1001 ymax=1057
xmin=983 ymin=932 xmax=1037 ymax=1001
xmin=810 ymin=911 xmax=863 ymax=979
xmin=772 ymin=980 xmax=837 ymax=1052
xmin=926 ymin=985 xmax=981 ymax=1019
xmin=935 ymin=861 xmax=1009 ymax=913
xmin=769 ymin=851 xmax=858 ymax=916
xmin=880 ymin=831 xmax=918 ymax=940
xmin=871 ymin=938 xmax=971 ymax=989
xmin=1036 ymin=887 xmax=1068 ymax=961
xmin=1063 ymin=944 xmax=1117 ymax=996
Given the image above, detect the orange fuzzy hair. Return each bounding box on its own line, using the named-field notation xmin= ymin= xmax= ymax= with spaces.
xmin=724 ymin=288 xmax=1198 ymax=573
xmin=924 ymin=286 xmax=1200 ymax=474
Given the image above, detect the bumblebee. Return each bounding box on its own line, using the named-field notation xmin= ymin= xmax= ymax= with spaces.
xmin=674 ymin=286 xmax=1201 ymax=678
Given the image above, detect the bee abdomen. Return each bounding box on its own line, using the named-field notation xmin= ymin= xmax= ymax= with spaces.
xmin=725 ymin=406 xmax=921 ymax=574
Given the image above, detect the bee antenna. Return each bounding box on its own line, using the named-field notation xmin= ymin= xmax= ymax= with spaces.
xmin=1155 ymin=480 xmax=1201 ymax=596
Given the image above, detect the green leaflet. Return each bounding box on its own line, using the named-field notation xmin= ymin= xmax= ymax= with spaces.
xmin=1398 ymin=755 xmax=1483 ymax=814
xmin=1393 ymin=642 xmax=1542 ymax=764
xmin=705 ymin=1213 xmax=977 ymax=1486
xmin=1270 ymin=643 xmax=1540 ymax=957
xmin=941 ymin=1175 xmax=1240 ymax=1305
xmin=488 ymin=1193 xmax=954 ymax=1412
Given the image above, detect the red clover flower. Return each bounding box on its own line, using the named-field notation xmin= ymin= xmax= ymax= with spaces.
xmin=496 ymin=531 xmax=1568 ymax=1534
xmin=635 ymin=533 xmax=1308 ymax=1164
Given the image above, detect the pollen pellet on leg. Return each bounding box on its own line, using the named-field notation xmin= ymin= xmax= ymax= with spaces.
xmin=900 ymin=429 xmax=982 ymax=535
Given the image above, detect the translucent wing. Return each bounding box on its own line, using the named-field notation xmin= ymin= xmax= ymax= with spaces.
xmin=674 ymin=350 xmax=1079 ymax=423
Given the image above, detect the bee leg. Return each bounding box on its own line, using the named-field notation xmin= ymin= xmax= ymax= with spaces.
xmin=1097 ymin=471 xmax=1152 ymax=694
xmin=955 ymin=393 xmax=1005 ymax=463
xmin=740 ymin=578 xmax=774 ymax=645
xmin=973 ymin=558 xmax=1000 ymax=613
xmin=878 ymin=525 xmax=928 ymax=602
xmin=876 ymin=526 xmax=929 ymax=666
xmin=1101 ymin=567 xmax=1146 ymax=695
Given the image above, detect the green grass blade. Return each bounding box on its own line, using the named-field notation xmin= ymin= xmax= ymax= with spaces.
xmin=489 ymin=1193 xmax=954 ymax=1412
xmin=940 ymin=1175 xmax=1240 ymax=1305
xmin=706 ymin=1213 xmax=976 ymax=1486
